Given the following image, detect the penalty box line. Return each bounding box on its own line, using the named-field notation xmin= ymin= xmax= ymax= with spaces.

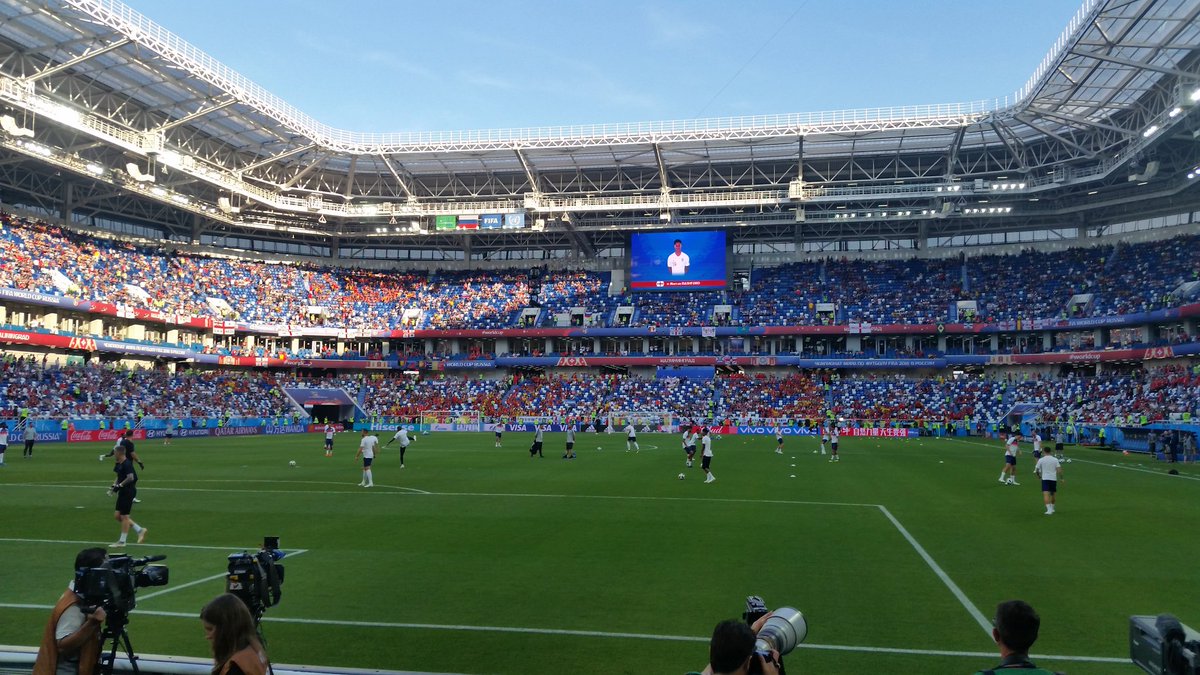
xmin=0 ymin=605 xmax=1129 ymax=665
xmin=4 ymin=487 xmax=988 ymax=634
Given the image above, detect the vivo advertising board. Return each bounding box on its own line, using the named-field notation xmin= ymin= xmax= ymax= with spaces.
xmin=629 ymin=230 xmax=727 ymax=291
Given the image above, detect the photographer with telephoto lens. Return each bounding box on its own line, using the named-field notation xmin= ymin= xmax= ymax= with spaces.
xmin=32 ymin=548 xmax=108 ymax=675
xmin=688 ymin=598 xmax=807 ymax=675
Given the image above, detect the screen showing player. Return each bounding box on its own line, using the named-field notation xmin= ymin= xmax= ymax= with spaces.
xmin=629 ymin=230 xmax=727 ymax=291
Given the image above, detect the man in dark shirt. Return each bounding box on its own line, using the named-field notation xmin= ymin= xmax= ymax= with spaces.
xmin=972 ymin=600 xmax=1061 ymax=674
xmin=109 ymin=445 xmax=147 ymax=548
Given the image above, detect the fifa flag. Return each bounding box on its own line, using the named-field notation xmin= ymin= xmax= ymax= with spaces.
xmin=480 ymin=214 xmax=504 ymax=229
xmin=457 ymin=215 xmax=479 ymax=230
xmin=435 ymin=215 xmax=457 ymax=230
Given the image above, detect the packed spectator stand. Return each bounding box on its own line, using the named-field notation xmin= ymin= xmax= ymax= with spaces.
xmin=2 ymin=211 xmax=1197 ymax=333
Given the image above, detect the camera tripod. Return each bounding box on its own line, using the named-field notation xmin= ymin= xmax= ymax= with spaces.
xmin=97 ymin=611 xmax=140 ymax=675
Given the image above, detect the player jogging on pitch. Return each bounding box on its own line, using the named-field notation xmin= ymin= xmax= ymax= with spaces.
xmin=701 ymin=429 xmax=715 ymax=483
xmin=624 ymin=422 xmax=639 ymax=453
xmin=1034 ymin=448 xmax=1063 ymax=514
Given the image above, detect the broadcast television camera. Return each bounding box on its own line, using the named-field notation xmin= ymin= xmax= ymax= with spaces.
xmin=1131 ymin=615 xmax=1200 ymax=675
xmin=743 ymin=595 xmax=808 ymax=675
xmin=226 ymin=536 xmax=285 ymax=623
xmin=75 ymin=554 xmax=169 ymax=615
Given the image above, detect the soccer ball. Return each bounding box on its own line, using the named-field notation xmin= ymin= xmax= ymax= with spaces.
xmin=677 ymin=473 xmax=686 ymax=480
xmin=288 ymin=460 xmax=297 ymax=467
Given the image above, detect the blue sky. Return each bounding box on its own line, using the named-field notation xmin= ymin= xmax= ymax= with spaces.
xmin=122 ymin=0 xmax=1082 ymax=133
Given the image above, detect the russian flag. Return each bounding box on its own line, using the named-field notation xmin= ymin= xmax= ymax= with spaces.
xmin=457 ymin=215 xmax=479 ymax=229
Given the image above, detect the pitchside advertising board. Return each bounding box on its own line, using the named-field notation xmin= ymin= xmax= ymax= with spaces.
xmin=629 ymin=230 xmax=727 ymax=291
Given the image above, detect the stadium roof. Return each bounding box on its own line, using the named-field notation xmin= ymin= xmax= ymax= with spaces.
xmin=0 ymin=0 xmax=1197 ymax=259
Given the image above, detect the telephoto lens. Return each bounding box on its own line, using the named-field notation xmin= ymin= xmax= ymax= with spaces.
xmin=755 ymin=607 xmax=807 ymax=657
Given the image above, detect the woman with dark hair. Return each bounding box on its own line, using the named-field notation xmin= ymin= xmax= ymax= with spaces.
xmin=199 ymin=594 xmax=269 ymax=675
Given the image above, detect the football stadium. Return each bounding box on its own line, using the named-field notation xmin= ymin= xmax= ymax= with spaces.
xmin=1 ymin=0 xmax=1199 ymax=673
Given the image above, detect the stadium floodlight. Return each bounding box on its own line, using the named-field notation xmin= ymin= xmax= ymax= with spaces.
xmin=150 ymin=186 xmax=167 ymax=197
xmin=1168 ymin=107 xmax=1183 ymax=118
xmin=1142 ymin=125 xmax=1159 ymax=138
xmin=170 ymin=194 xmax=189 ymax=204
xmin=0 ymin=115 xmax=34 ymax=138
xmin=85 ymin=163 xmax=105 ymax=175
xmin=24 ymin=142 xmax=53 ymax=157
xmin=126 ymin=162 xmax=155 ymax=183
xmin=1191 ymin=87 xmax=1200 ymax=102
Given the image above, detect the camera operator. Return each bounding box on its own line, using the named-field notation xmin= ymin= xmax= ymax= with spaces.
xmin=688 ymin=616 xmax=780 ymax=675
xmin=973 ymin=600 xmax=1062 ymax=674
xmin=200 ymin=593 xmax=270 ymax=675
xmin=32 ymin=547 xmax=108 ymax=675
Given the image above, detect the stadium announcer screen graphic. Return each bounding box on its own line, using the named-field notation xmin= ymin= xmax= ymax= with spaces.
xmin=629 ymin=230 xmax=727 ymax=291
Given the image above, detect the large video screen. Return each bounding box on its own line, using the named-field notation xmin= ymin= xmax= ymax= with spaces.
xmin=629 ymin=230 xmax=727 ymax=291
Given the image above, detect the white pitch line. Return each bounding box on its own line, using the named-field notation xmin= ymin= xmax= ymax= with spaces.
xmin=429 ymin=491 xmax=882 ymax=508
xmin=0 ymin=537 xmax=284 ymax=552
xmin=0 ymin=604 xmax=1128 ymax=664
xmin=136 ymin=549 xmax=308 ymax=602
xmin=134 ymin=571 xmax=226 ymax=601
xmin=876 ymin=505 xmax=994 ymax=637
xmin=1062 ymin=457 xmax=1200 ymax=481
xmin=1 ymin=488 xmax=989 ymax=645
xmin=958 ymin=440 xmax=1200 ymax=482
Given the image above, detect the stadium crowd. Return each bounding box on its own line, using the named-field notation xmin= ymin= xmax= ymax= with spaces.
xmin=0 ymin=353 xmax=1195 ymax=427
xmin=2 ymin=211 xmax=1197 ymax=332
xmin=0 ymin=357 xmax=293 ymax=420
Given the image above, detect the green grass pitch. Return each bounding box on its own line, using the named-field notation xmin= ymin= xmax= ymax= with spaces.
xmin=2 ymin=431 xmax=1197 ymax=674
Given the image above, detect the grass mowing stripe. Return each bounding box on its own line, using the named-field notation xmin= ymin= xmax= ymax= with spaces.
xmin=0 ymin=604 xmax=1130 ymax=664
xmin=957 ymin=439 xmax=1200 ymax=482
xmin=876 ymin=505 xmax=992 ymax=637
xmin=136 ymin=550 xmax=308 ymax=602
xmin=1 ymin=482 xmax=431 ymax=495
xmin=0 ymin=537 xmax=290 ymax=552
